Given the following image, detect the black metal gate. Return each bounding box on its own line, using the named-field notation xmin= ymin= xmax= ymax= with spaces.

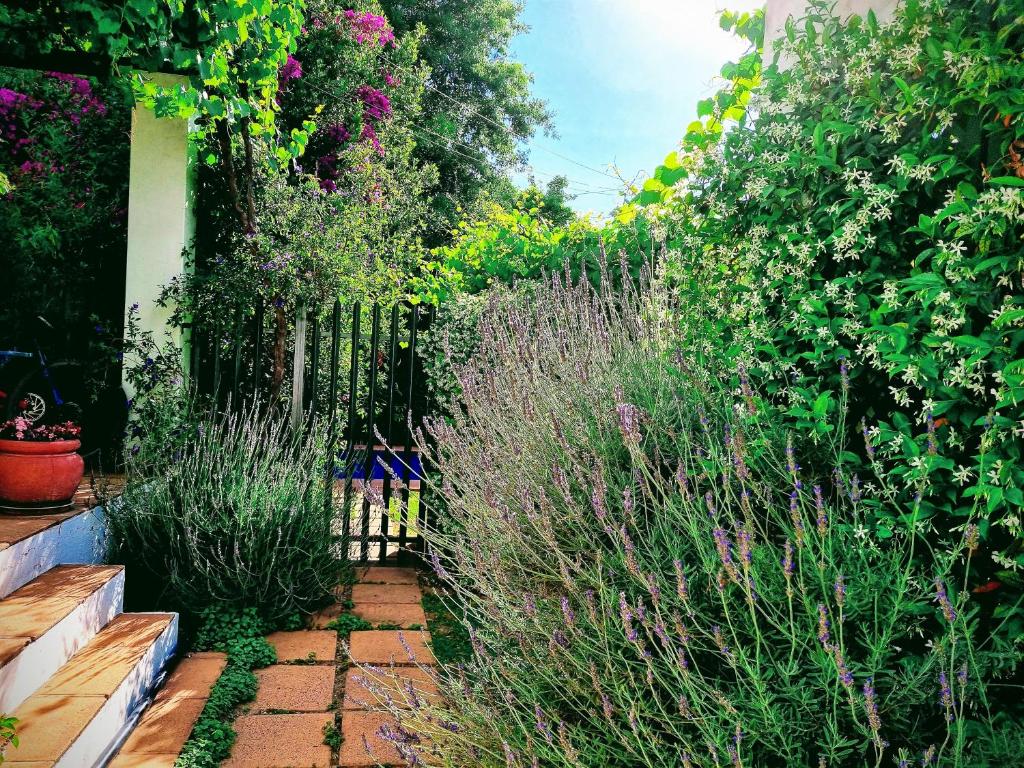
xmin=187 ymin=298 xmax=434 ymax=564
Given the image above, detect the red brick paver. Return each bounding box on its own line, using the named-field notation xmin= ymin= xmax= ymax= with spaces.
xmin=338 ymin=711 xmax=405 ymax=767
xmin=252 ymin=665 xmax=336 ymax=712
xmin=266 ymin=629 xmax=337 ymax=662
xmin=359 ymin=567 xmax=419 ymax=585
xmin=348 ymin=630 xmax=435 ymax=666
xmin=342 ymin=665 xmax=439 ymax=710
xmin=224 ymin=713 xmax=333 ymax=768
xmin=352 ymin=601 xmax=427 ymax=628
xmin=351 ymin=583 xmax=422 ymax=604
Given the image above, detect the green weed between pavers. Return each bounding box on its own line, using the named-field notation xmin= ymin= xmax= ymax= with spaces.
xmin=325 ymin=613 xmax=372 ymax=634
xmin=421 ymin=593 xmax=471 ymax=665
xmin=175 ymin=607 xmax=281 ymax=768
xmin=322 ymin=721 xmax=342 ymax=749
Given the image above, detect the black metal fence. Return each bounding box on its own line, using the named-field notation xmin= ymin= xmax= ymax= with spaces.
xmin=187 ymin=298 xmax=434 ymax=564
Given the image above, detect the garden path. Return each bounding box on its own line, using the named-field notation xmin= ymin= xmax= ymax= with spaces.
xmin=226 ymin=566 xmax=435 ymax=768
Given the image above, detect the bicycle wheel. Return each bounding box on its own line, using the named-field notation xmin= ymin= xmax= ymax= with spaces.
xmin=6 ymin=361 xmax=85 ymax=422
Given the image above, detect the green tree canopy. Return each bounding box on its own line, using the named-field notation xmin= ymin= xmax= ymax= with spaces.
xmin=378 ymin=0 xmax=551 ymax=244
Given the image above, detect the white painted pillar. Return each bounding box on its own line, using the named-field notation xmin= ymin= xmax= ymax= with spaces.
xmin=123 ymin=73 xmax=195 ymax=390
xmin=764 ymin=0 xmax=901 ymax=64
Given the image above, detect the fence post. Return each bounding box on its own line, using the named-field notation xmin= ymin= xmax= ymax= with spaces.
xmin=290 ymin=301 xmax=307 ymax=431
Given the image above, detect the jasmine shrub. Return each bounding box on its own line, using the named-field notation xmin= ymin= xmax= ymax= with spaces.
xmin=383 ymin=270 xmax=1021 ymax=767
xmin=109 ymin=403 xmax=341 ymax=624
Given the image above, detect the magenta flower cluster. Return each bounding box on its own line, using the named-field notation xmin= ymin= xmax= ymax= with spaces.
xmin=1 ymin=73 xmax=107 ymax=183
xmin=344 ymin=10 xmax=396 ymax=46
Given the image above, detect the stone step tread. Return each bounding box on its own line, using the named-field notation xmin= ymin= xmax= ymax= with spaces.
xmin=347 ymin=630 xmax=434 ymax=666
xmin=108 ymin=652 xmax=227 ymax=767
xmin=8 ymin=613 xmax=176 ymax=764
xmin=0 ymin=565 xmax=124 ymax=644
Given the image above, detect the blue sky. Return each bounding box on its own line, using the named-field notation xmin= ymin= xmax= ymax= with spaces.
xmin=510 ymin=0 xmax=764 ymax=215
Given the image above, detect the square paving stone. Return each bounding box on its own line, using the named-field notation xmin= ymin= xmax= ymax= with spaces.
xmin=251 ymin=665 xmax=335 ymax=712
xmin=352 ymin=602 xmax=427 ymax=628
xmin=347 ymin=631 xmax=435 ymax=666
xmin=359 ymin=567 xmax=419 ymax=585
xmin=308 ymin=602 xmax=344 ymax=630
xmin=342 ymin=665 xmax=439 ymax=710
xmin=338 ymin=711 xmax=407 ymax=767
xmin=224 ymin=713 xmax=333 ymax=768
xmin=350 ymin=584 xmax=421 ymax=604
xmin=118 ymin=697 xmax=206 ymax=753
xmin=266 ymin=630 xmax=338 ymax=662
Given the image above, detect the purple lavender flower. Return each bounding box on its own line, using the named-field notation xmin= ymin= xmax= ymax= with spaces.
xmin=619 ymin=591 xmax=638 ymax=643
xmin=790 ymin=491 xmax=805 ymax=544
xmin=713 ymin=526 xmax=737 ymax=581
xmin=834 ymin=574 xmax=846 ymax=609
xmin=863 ymin=677 xmax=882 ymax=732
xmin=616 ymin=400 xmax=642 ymax=442
xmin=534 ymin=704 xmax=553 ymax=743
xmin=816 ymin=603 xmax=831 ymax=647
xmin=646 ymin=573 xmax=661 ymax=606
xmin=781 ymin=539 xmax=795 ymax=586
xmin=939 ymin=670 xmax=954 ymax=721
xmin=814 ymin=485 xmax=828 ymax=535
xmin=861 ymin=418 xmax=876 ymax=459
xmin=833 ymin=647 xmax=854 ymax=687
xmin=934 ymin=578 xmax=957 ymax=623
xmin=736 ymin=526 xmax=753 ymax=566
xmin=674 ymin=559 xmax=689 ymax=603
xmin=560 ymin=595 xmax=575 ymax=627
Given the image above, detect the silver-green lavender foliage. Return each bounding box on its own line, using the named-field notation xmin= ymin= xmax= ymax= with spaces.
xmin=383 ymin=270 xmax=1021 ymax=767
xmin=109 ymin=402 xmax=340 ymax=623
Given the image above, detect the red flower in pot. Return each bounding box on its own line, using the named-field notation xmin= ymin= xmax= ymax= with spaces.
xmin=0 ymin=417 xmax=84 ymax=512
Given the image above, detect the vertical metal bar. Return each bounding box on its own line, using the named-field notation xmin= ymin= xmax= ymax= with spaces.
xmin=342 ymin=302 xmax=361 ymax=550
xmin=211 ymin=317 xmax=222 ymax=406
xmin=307 ymin=312 xmax=321 ymax=423
xmin=324 ymin=299 xmax=342 ymax=519
xmin=253 ymin=298 xmax=265 ymax=402
xmin=359 ymin=304 xmax=381 ymax=562
xmin=290 ymin=301 xmax=307 ymax=432
xmin=231 ymin=305 xmax=243 ymax=408
xmin=190 ymin=325 xmax=202 ymax=393
xmin=378 ymin=304 xmax=400 ymax=562
xmin=397 ymin=303 xmax=419 ymax=560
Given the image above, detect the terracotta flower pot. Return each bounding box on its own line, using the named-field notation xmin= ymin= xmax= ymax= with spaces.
xmin=0 ymin=438 xmax=84 ymax=512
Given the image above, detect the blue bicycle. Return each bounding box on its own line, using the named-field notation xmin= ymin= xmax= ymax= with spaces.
xmin=0 ymin=316 xmax=82 ymax=423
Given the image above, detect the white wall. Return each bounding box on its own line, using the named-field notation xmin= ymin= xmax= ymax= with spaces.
xmin=123 ymin=73 xmax=195 ymax=390
xmin=764 ymin=0 xmax=901 ymax=63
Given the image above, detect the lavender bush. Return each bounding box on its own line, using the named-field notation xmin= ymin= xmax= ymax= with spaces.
xmin=378 ymin=267 xmax=1021 ymax=766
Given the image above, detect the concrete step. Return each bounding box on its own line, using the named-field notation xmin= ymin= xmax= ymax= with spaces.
xmin=0 ymin=564 xmax=125 ymax=712
xmin=0 ymin=484 xmax=114 ymax=599
xmin=108 ymin=651 xmax=228 ymax=768
xmin=6 ymin=612 xmax=178 ymax=768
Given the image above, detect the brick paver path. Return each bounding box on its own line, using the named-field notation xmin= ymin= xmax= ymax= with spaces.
xmin=224 ymin=566 xmax=432 ymax=768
